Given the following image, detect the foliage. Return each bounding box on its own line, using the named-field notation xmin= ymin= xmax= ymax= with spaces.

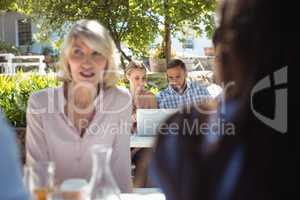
xmin=0 ymin=40 xmax=20 ymax=54
xmin=41 ymin=46 xmax=54 ymax=55
xmin=150 ymin=44 xmax=176 ymax=59
xmin=143 ymin=0 xmax=217 ymax=60
xmin=0 ymin=0 xmax=18 ymax=11
xmin=16 ymin=0 xmax=159 ymax=62
xmin=146 ymin=73 xmax=167 ymax=92
xmin=15 ymin=0 xmax=216 ymax=60
xmin=0 ymin=72 xmax=61 ymax=127
xmin=151 ymin=46 xmax=166 ymax=59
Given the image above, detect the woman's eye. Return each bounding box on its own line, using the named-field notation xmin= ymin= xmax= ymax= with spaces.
xmin=92 ymin=51 xmax=102 ymax=57
xmin=72 ymin=48 xmax=84 ymax=57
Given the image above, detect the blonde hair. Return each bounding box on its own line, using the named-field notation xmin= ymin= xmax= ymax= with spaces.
xmin=125 ymin=60 xmax=147 ymax=77
xmin=58 ymin=19 xmax=119 ymax=88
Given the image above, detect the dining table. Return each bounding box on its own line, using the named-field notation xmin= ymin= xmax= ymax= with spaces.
xmin=52 ymin=187 xmax=165 ymax=200
xmin=121 ymin=188 xmax=166 ymax=200
xmin=130 ymin=136 xmax=156 ymax=148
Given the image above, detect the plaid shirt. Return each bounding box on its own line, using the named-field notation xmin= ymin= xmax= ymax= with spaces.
xmin=156 ymin=81 xmax=212 ymax=108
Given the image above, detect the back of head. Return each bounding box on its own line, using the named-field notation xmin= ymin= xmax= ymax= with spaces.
xmin=217 ymin=0 xmax=285 ymax=100
xmin=151 ymin=0 xmax=289 ymax=199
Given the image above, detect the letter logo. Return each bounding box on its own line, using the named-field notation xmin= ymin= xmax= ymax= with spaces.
xmin=251 ymin=66 xmax=287 ymax=133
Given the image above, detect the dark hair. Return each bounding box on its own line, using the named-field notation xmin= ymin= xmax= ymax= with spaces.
xmin=150 ymin=0 xmax=289 ymax=199
xmin=167 ymin=59 xmax=186 ymax=71
xmin=212 ymin=27 xmax=221 ymax=47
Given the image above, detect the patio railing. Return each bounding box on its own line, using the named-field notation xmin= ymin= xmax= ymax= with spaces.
xmin=0 ymin=53 xmax=46 ymax=74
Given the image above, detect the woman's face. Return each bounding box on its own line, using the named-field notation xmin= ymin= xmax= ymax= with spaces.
xmin=127 ymin=68 xmax=146 ymax=92
xmin=68 ymin=37 xmax=107 ymax=87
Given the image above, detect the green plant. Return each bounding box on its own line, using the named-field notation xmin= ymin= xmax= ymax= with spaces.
xmin=152 ymin=46 xmax=165 ymax=59
xmin=42 ymin=46 xmax=54 ymax=55
xmin=118 ymin=77 xmax=164 ymax=94
xmin=150 ymin=45 xmax=177 ymax=59
xmin=0 ymin=72 xmax=61 ymax=127
xmin=146 ymin=73 xmax=168 ymax=92
xmin=0 ymin=40 xmax=20 ymax=54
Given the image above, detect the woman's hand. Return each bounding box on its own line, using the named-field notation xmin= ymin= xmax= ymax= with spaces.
xmin=132 ymin=113 xmax=137 ymax=124
xmin=131 ymin=148 xmax=141 ymax=158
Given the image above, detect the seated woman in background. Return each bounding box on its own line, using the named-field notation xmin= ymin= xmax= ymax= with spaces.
xmin=125 ymin=61 xmax=157 ymax=133
xmin=125 ymin=61 xmax=157 ymax=187
xmin=150 ymin=0 xmax=289 ymax=199
xmin=26 ymin=19 xmax=132 ymax=192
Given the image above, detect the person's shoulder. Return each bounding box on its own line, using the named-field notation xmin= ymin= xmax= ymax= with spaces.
xmin=207 ymin=83 xmax=223 ymax=98
xmin=106 ymin=86 xmax=132 ymax=112
xmin=28 ymin=86 xmax=62 ymax=108
xmin=30 ymin=86 xmax=60 ymax=97
xmin=110 ymin=86 xmax=131 ymax=99
xmin=156 ymin=87 xmax=170 ymax=97
xmin=0 ymin=112 xmax=16 ymax=148
xmin=190 ymin=81 xmax=210 ymax=94
xmin=190 ymin=80 xmax=206 ymax=88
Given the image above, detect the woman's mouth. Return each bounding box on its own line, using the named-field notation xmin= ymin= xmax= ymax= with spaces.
xmin=79 ymin=71 xmax=95 ymax=78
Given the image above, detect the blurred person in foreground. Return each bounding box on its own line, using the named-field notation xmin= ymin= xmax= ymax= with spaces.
xmin=0 ymin=111 xmax=29 ymax=200
xmin=150 ymin=0 xmax=289 ymax=199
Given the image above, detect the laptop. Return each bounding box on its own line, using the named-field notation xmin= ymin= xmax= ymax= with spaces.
xmin=136 ymin=109 xmax=178 ymax=137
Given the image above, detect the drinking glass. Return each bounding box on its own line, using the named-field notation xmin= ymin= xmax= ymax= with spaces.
xmin=24 ymin=161 xmax=55 ymax=200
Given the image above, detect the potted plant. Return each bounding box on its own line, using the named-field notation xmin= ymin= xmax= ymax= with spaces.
xmin=149 ymin=46 xmax=176 ymax=72
xmin=149 ymin=47 xmax=167 ymax=72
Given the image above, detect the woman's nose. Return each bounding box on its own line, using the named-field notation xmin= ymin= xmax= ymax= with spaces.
xmin=139 ymin=79 xmax=145 ymax=85
xmin=81 ymin=56 xmax=94 ymax=68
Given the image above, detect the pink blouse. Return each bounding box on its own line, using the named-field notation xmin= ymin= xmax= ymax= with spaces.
xmin=26 ymin=86 xmax=133 ymax=193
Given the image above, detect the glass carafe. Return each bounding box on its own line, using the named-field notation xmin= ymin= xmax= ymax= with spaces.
xmin=89 ymin=144 xmax=121 ymax=200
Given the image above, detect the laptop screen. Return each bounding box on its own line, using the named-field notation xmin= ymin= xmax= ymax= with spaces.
xmin=136 ymin=109 xmax=178 ymax=136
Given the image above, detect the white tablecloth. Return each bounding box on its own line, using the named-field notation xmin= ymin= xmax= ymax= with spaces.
xmin=121 ymin=188 xmax=165 ymax=200
xmin=53 ymin=188 xmax=165 ymax=200
xmin=130 ymin=136 xmax=156 ymax=148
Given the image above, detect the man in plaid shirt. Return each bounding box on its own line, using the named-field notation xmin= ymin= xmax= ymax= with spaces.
xmin=156 ymin=59 xmax=212 ymax=108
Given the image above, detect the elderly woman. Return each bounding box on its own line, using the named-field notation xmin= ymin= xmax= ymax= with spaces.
xmin=26 ymin=20 xmax=132 ymax=192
